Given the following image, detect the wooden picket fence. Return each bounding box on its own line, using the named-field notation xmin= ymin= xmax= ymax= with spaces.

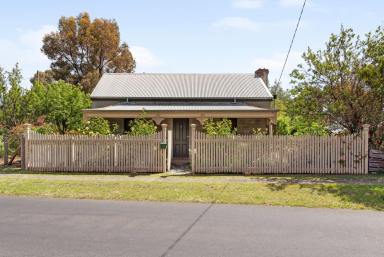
xmin=21 ymin=126 xmax=168 ymax=173
xmin=21 ymin=123 xmax=370 ymax=174
xmin=190 ymin=124 xmax=370 ymax=174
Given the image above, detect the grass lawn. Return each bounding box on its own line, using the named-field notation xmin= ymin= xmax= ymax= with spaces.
xmin=1 ymin=167 xmax=384 ymax=211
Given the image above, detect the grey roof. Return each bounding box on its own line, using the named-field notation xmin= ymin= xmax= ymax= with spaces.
xmin=85 ymin=102 xmax=273 ymax=112
xmin=91 ymin=73 xmax=273 ymax=99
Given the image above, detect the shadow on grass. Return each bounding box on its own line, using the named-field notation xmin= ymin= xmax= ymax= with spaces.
xmin=0 ymin=166 xmax=149 ymax=177
xmin=266 ymin=180 xmax=384 ymax=211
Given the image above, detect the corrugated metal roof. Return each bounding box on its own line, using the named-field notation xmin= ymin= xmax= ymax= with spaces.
xmin=86 ymin=102 xmax=272 ymax=112
xmin=91 ymin=73 xmax=273 ymax=99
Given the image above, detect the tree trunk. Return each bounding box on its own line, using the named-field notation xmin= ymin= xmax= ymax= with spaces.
xmin=3 ymin=133 xmax=8 ymax=165
xmin=9 ymin=146 xmax=20 ymax=165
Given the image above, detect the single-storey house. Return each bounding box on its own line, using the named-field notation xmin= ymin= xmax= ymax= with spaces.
xmin=83 ymin=68 xmax=277 ymax=165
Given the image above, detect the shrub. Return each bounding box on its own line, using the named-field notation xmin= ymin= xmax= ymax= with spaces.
xmin=252 ymin=128 xmax=268 ymax=135
xmin=128 ymin=114 xmax=157 ymax=136
xmin=203 ymin=118 xmax=235 ymax=136
xmin=78 ymin=117 xmax=112 ymax=135
xmin=33 ymin=123 xmax=57 ymax=135
xmin=32 ymin=118 xmax=117 ymax=136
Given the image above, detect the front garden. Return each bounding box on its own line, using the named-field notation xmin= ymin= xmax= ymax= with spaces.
xmin=1 ymin=167 xmax=383 ymax=211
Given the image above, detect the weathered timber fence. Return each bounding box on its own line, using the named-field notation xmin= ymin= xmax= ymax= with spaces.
xmin=190 ymin=124 xmax=370 ymax=174
xmin=21 ymin=124 xmax=168 ymax=173
xmin=369 ymin=149 xmax=384 ymax=172
xmin=20 ymin=122 xmax=371 ymax=174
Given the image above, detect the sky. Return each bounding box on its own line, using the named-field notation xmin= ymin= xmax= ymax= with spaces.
xmin=1 ymin=0 xmax=384 ymax=89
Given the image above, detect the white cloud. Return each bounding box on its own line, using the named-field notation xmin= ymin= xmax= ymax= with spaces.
xmin=233 ymin=0 xmax=263 ymax=9
xmin=212 ymin=17 xmax=259 ymax=31
xmin=130 ymin=46 xmax=162 ymax=69
xmin=250 ymin=51 xmax=302 ymax=88
xmin=0 ymin=25 xmax=56 ymax=88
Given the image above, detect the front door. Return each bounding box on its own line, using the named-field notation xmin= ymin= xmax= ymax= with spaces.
xmin=173 ymin=119 xmax=189 ymax=158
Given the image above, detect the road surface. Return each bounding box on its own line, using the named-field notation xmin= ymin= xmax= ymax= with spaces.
xmin=0 ymin=196 xmax=383 ymax=257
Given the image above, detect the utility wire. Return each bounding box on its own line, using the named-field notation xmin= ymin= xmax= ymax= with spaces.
xmin=277 ymin=0 xmax=307 ymax=85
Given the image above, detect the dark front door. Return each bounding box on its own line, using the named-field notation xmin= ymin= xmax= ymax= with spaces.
xmin=173 ymin=119 xmax=189 ymax=158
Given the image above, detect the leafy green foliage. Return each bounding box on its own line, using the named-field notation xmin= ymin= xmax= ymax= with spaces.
xmin=33 ymin=118 xmax=117 ymax=136
xmin=75 ymin=117 xmax=116 ymax=135
xmin=203 ymin=118 xmax=235 ymax=136
xmin=28 ymin=81 xmax=91 ymax=134
xmin=0 ymin=64 xmax=29 ymax=131
xmin=33 ymin=123 xmax=58 ymax=135
xmin=290 ymin=26 xmax=384 ymax=141
xmin=128 ymin=113 xmax=157 ymax=136
xmin=270 ymin=81 xmax=328 ymax=136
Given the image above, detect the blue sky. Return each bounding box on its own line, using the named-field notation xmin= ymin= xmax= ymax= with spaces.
xmin=1 ymin=0 xmax=383 ymax=88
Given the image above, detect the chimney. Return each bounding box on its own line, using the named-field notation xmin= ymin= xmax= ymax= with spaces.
xmin=255 ymin=68 xmax=269 ymax=86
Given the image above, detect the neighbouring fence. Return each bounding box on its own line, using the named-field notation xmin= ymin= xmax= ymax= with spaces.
xmin=190 ymin=124 xmax=370 ymax=174
xmin=21 ymin=125 xmax=168 ymax=173
xmin=369 ymin=149 xmax=384 ymax=172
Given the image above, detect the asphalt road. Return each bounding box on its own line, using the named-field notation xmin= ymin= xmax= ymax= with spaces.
xmin=0 ymin=197 xmax=383 ymax=257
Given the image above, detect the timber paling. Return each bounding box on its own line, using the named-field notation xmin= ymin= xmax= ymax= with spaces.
xmin=21 ymin=124 xmax=370 ymax=174
xmin=21 ymin=131 xmax=166 ymax=173
xmin=369 ymin=149 xmax=384 ymax=172
xmin=190 ymin=126 xmax=370 ymax=174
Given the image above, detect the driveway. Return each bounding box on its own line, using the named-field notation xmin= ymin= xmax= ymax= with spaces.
xmin=0 ymin=197 xmax=383 ymax=257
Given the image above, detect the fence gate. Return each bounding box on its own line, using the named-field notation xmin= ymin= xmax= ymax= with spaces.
xmin=190 ymin=124 xmax=370 ymax=174
xmin=21 ymin=124 xmax=168 ymax=173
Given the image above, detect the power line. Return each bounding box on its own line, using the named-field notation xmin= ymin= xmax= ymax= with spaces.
xmin=277 ymin=0 xmax=307 ymax=85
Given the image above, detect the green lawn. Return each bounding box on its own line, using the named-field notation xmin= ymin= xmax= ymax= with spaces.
xmin=1 ymin=167 xmax=384 ymax=211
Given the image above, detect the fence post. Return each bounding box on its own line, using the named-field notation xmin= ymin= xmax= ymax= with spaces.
xmin=20 ymin=135 xmax=25 ymax=169
xmin=70 ymin=136 xmax=75 ymax=167
xmin=362 ymin=124 xmax=370 ymax=174
xmin=190 ymin=124 xmax=196 ymax=174
xmin=3 ymin=132 xmax=8 ymax=166
xmin=24 ymin=124 xmax=31 ymax=170
xmin=161 ymin=124 xmax=168 ymax=172
xmin=114 ymin=136 xmax=118 ymax=168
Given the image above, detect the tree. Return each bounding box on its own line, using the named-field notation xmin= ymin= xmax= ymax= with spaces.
xmin=0 ymin=64 xmax=29 ymax=165
xmin=28 ymin=81 xmax=91 ymax=134
xmin=290 ymin=26 xmax=384 ymax=137
xmin=0 ymin=64 xmax=28 ymax=131
xmin=269 ymin=81 xmax=328 ymax=136
xmin=41 ymin=12 xmax=135 ymax=92
xmin=30 ymin=69 xmax=56 ymax=85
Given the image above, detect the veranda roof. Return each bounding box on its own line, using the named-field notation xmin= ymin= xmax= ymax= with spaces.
xmin=85 ymin=102 xmax=275 ymax=112
xmin=83 ymin=102 xmax=277 ymax=121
